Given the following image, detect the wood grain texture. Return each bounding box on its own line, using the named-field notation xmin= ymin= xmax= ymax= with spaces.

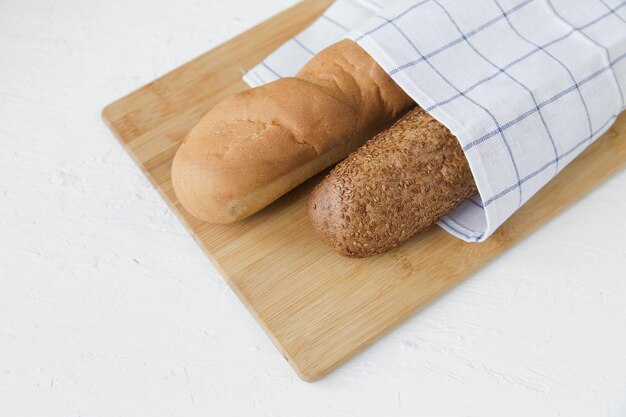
xmin=102 ymin=0 xmax=626 ymax=382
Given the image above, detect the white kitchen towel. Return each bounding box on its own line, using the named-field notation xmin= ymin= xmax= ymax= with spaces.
xmin=244 ymin=0 xmax=626 ymax=242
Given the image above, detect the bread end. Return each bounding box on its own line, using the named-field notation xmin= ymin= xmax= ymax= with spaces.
xmin=171 ymin=146 xmax=245 ymax=224
xmin=308 ymin=180 xmax=372 ymax=258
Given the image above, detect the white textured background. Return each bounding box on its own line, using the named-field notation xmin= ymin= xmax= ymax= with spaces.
xmin=1 ymin=0 xmax=626 ymax=415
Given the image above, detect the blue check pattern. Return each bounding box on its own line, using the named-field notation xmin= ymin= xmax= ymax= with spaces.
xmin=245 ymin=0 xmax=626 ymax=242
xmin=351 ymin=0 xmax=625 ymax=241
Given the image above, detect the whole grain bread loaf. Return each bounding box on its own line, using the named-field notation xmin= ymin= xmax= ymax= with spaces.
xmin=308 ymin=107 xmax=477 ymax=257
xmin=172 ymin=39 xmax=413 ymax=223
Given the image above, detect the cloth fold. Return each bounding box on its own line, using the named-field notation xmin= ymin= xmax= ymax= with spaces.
xmin=244 ymin=0 xmax=626 ymax=242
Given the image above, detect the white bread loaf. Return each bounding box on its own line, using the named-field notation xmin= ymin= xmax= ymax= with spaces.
xmin=171 ymin=39 xmax=413 ymax=223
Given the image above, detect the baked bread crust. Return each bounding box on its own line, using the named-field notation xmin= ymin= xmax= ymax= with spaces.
xmin=171 ymin=39 xmax=413 ymax=223
xmin=308 ymin=107 xmax=477 ymax=257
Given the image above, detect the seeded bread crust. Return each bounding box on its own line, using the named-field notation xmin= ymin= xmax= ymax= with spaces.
xmin=308 ymin=107 xmax=477 ymax=257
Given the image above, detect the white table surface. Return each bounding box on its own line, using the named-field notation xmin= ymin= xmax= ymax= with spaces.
xmin=1 ymin=0 xmax=626 ymax=415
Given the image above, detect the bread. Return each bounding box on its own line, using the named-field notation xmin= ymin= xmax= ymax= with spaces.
xmin=308 ymin=107 xmax=477 ymax=258
xmin=171 ymin=39 xmax=413 ymax=223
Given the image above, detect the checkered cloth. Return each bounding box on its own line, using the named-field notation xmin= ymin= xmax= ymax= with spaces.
xmin=244 ymin=0 xmax=626 ymax=242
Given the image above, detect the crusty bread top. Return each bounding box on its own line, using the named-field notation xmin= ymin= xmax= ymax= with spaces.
xmin=171 ymin=40 xmax=413 ymax=223
xmin=308 ymin=108 xmax=477 ymax=257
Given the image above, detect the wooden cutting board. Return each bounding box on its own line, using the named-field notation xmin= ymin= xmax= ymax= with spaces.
xmin=102 ymin=0 xmax=626 ymax=382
